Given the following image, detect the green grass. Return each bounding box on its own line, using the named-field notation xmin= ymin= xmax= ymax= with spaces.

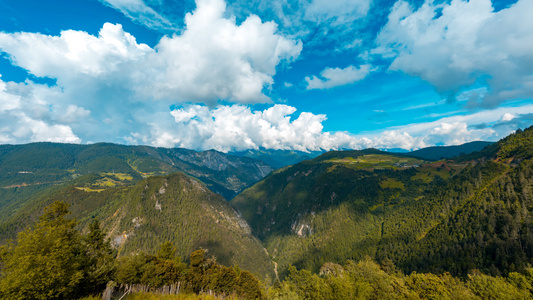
xmin=379 ymin=178 xmax=405 ymax=190
xmin=325 ymin=154 xmax=425 ymax=170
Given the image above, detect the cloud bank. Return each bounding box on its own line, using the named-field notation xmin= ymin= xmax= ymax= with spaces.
xmin=0 ymin=69 xmax=531 ymax=151
xmin=127 ymin=103 xmax=533 ymax=152
xmin=0 ymin=0 xmax=531 ymax=153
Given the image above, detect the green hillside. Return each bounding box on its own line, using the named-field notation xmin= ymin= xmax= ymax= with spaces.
xmin=0 ymin=143 xmax=272 ymax=226
xmin=230 ymin=148 xmax=453 ymax=276
xmin=0 ymin=173 xmax=274 ymax=281
xmin=231 ymin=126 xmax=533 ymax=278
xmin=0 ymin=142 xmax=271 ymax=198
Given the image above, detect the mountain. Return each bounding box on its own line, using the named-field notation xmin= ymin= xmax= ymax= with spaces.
xmin=0 ymin=142 xmax=272 ymax=224
xmin=229 ymin=148 xmax=324 ymax=169
xmin=231 ymin=148 xmax=442 ymax=276
xmin=0 ymin=172 xmax=275 ymax=280
xmin=399 ymin=141 xmax=494 ymax=161
xmin=230 ymin=126 xmax=533 ymax=278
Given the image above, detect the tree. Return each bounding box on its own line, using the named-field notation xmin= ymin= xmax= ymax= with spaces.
xmin=157 ymin=241 xmax=177 ymax=261
xmin=80 ymin=219 xmax=116 ymax=295
xmin=0 ymin=201 xmax=85 ymax=299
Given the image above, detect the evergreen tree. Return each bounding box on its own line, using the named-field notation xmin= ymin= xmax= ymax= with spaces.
xmin=80 ymin=219 xmax=116 ymax=295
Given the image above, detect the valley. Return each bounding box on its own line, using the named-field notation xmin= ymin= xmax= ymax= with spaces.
xmin=1 ymin=127 xmax=533 ymax=299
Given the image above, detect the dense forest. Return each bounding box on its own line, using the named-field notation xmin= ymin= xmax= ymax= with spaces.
xmin=2 ymin=201 xmax=533 ymax=299
xmin=232 ymin=126 xmax=533 ymax=279
xmin=0 ymin=173 xmax=274 ymax=280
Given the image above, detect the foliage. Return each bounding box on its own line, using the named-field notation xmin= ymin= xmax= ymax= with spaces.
xmin=0 ymin=202 xmax=263 ymax=299
xmin=0 ymin=173 xmax=275 ymax=280
xmin=0 ymin=201 xmax=115 ymax=299
xmin=268 ymin=258 xmax=533 ymax=300
xmin=113 ymin=248 xmax=262 ymax=299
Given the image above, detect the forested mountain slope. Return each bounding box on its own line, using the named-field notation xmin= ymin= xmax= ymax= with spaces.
xmin=0 ymin=143 xmax=272 ymax=225
xmin=0 ymin=172 xmax=275 ymax=280
xmin=231 ymin=126 xmax=533 ymax=278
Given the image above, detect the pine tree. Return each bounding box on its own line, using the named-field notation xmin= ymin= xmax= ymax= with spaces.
xmin=80 ymin=219 xmax=116 ymax=295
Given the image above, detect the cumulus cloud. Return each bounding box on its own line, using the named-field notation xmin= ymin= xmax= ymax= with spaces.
xmin=0 ymin=23 xmax=152 ymax=79
xmin=0 ymin=66 xmax=530 ymax=150
xmin=375 ymin=0 xmax=533 ymax=107
xmin=137 ymin=104 xmax=360 ymax=151
xmin=149 ymin=0 xmax=302 ymax=104
xmin=0 ymin=0 xmax=301 ymax=105
xmin=305 ymin=64 xmax=373 ymax=89
xmin=0 ymin=77 xmax=81 ymax=144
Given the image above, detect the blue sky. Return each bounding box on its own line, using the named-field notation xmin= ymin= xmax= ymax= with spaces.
xmin=0 ymin=0 xmax=532 ymax=152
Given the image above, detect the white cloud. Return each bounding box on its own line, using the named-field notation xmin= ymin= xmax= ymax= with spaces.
xmin=428 ymin=122 xmax=489 ymax=146
xmin=158 ymin=104 xmax=359 ymax=151
xmin=363 ymin=130 xmax=426 ymax=150
xmin=149 ymin=0 xmax=302 ymax=104
xmin=305 ymin=64 xmax=372 ymax=89
xmin=125 ymin=102 xmax=533 ymax=152
xmin=0 ymin=77 xmax=81 ymax=144
xmin=0 ymin=23 xmax=152 ymax=79
xmin=20 ymin=115 xmax=81 ymax=144
xmin=501 ymin=113 xmax=515 ymax=122
xmin=375 ymin=0 xmax=533 ymax=107
xmin=0 ymin=0 xmax=301 ymax=106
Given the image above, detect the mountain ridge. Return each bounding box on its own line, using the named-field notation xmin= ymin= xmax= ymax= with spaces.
xmin=230 ymin=126 xmax=533 ymax=278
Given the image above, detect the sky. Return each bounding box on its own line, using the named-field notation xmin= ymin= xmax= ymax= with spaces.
xmin=0 ymin=0 xmax=532 ymax=152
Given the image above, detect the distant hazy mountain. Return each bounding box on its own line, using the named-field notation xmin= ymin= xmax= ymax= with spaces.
xmin=0 ymin=142 xmax=273 ymax=231
xmin=229 ymin=148 xmax=324 ymax=169
xmin=0 ymin=142 xmax=272 ymax=200
xmin=399 ymin=141 xmax=494 ymax=160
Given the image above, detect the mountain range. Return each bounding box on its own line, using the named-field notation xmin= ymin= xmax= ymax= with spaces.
xmin=232 ymin=128 xmax=532 ymax=277
xmin=0 ymin=127 xmax=532 ymax=283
